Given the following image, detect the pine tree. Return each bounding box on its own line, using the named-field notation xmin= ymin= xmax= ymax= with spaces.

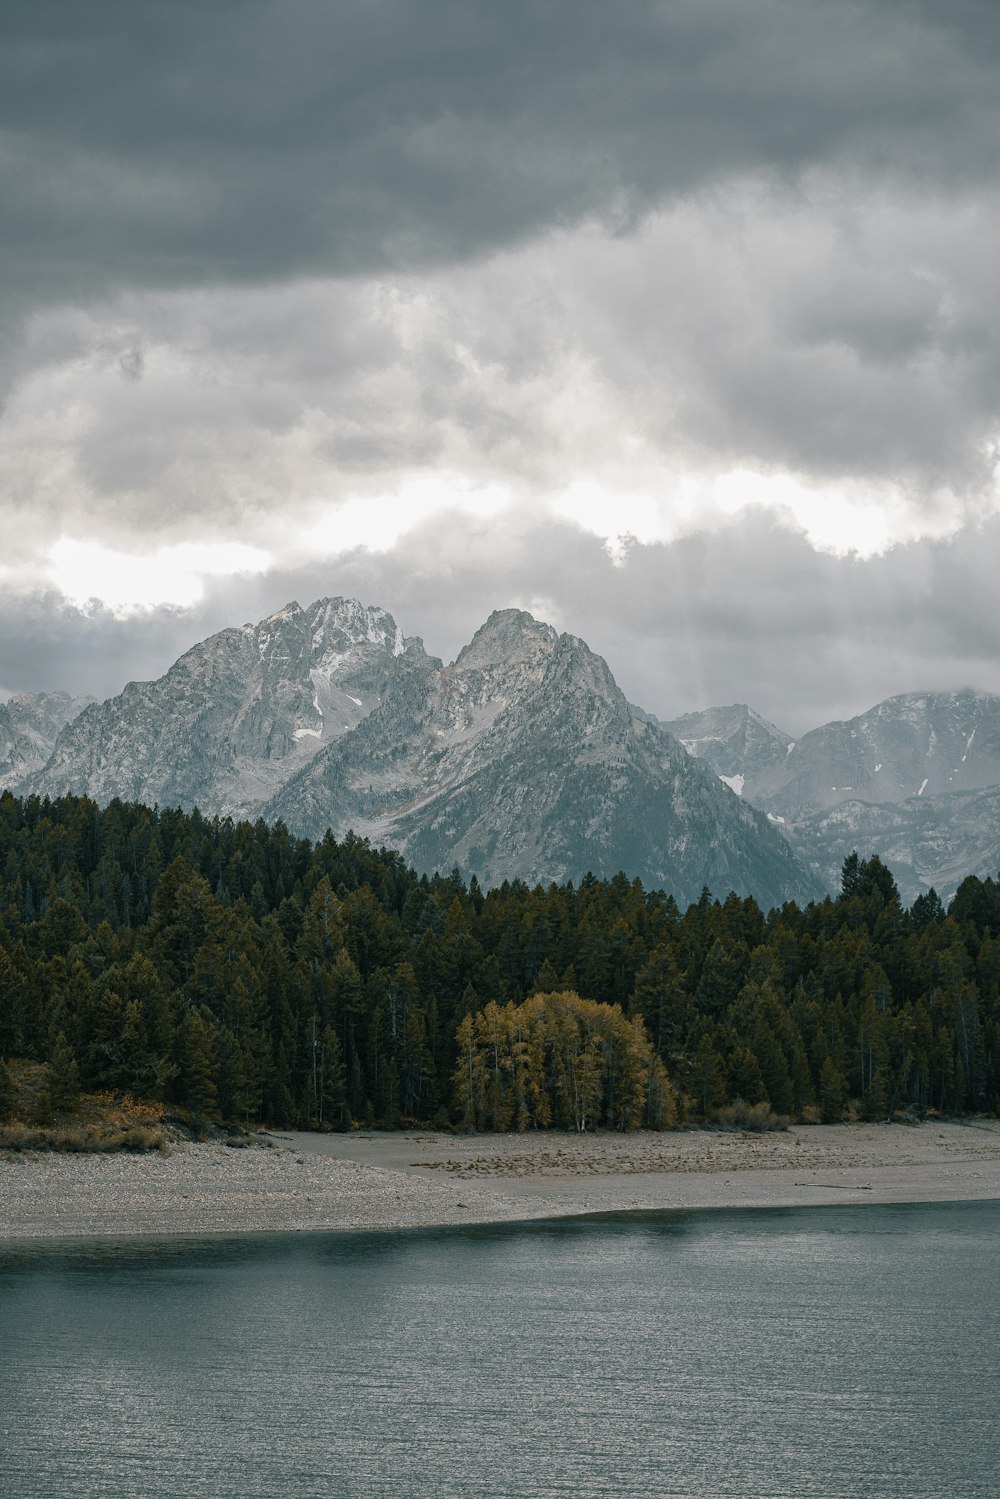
xmin=49 ymin=1030 xmax=81 ymax=1114
xmin=690 ymin=1034 xmax=727 ymax=1117
xmin=0 ymin=1057 xmax=16 ymax=1122
xmin=318 ymin=1024 xmax=350 ymax=1129
xmin=818 ymin=1055 xmax=848 ymax=1122
xmin=176 ymin=1009 xmax=218 ymax=1128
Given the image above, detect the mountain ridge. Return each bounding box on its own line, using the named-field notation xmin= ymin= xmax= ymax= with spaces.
xmin=21 ymin=598 xmax=999 ymax=907
xmin=675 ymin=687 xmax=1000 ymax=902
xmin=8 ymin=599 xmax=816 ymax=910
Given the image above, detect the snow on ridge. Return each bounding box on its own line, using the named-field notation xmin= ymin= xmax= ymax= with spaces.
xmin=718 ymin=772 xmax=745 ymax=796
xmin=307 ymin=596 xmax=403 ymax=654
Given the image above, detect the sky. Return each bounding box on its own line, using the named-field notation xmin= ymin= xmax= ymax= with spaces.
xmin=3 ymin=0 xmax=1000 ymax=734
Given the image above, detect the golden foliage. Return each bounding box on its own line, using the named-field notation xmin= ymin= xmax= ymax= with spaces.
xmin=0 ymin=1061 xmax=167 ymax=1153
xmin=454 ymin=990 xmax=675 ymax=1132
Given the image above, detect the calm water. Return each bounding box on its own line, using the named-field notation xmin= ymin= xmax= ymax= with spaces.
xmin=1 ymin=1201 xmax=998 ymax=1498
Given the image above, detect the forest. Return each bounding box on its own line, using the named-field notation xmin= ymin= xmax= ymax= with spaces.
xmin=0 ymin=790 xmax=998 ymax=1133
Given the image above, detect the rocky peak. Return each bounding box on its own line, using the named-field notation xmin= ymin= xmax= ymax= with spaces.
xmin=663 ymin=703 xmax=794 ymax=791
xmin=454 ymin=609 xmax=558 ymax=675
xmin=305 ymin=596 xmax=407 ymax=661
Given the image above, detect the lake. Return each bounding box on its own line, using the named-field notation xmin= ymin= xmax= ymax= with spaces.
xmin=1 ymin=1200 xmax=997 ymax=1498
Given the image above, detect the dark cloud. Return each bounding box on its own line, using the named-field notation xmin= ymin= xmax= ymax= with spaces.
xmin=3 ymin=0 xmax=1000 ymax=713
xmin=0 ymin=592 xmax=208 ymax=703
xmin=4 ymin=0 xmax=1000 ymax=325
xmin=6 ymin=514 xmax=1000 ymax=739
xmin=5 ymin=177 xmax=999 ymax=557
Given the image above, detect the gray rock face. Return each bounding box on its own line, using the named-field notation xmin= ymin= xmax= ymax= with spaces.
xmin=0 ymin=692 xmax=94 ymax=788
xmin=267 ymin=609 xmax=816 ymax=907
xmin=788 ymin=787 xmax=1000 ymax=907
xmin=19 ymin=600 xmax=817 ymax=909
xmin=662 ymin=704 xmax=793 ymax=795
xmin=753 ymin=690 xmax=1000 ymax=902
xmin=678 ymin=690 xmax=1000 ymax=903
xmin=32 ymin=598 xmax=411 ymax=817
xmin=749 ymin=690 xmax=1000 ymax=816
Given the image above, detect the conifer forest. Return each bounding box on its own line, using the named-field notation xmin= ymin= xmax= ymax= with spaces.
xmin=1 ymin=791 xmax=998 ymax=1132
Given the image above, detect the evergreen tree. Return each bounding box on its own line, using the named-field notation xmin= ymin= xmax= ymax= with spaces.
xmin=49 ymin=1030 xmax=80 ymax=1114
xmin=818 ymin=1055 xmax=848 ymax=1122
xmin=0 ymin=1057 xmax=16 ymax=1122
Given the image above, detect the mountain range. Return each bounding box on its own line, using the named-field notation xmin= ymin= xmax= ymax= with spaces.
xmin=2 ymin=598 xmax=813 ymax=910
xmin=664 ymin=692 xmax=1000 ymax=902
xmin=5 ymin=596 xmax=998 ymax=907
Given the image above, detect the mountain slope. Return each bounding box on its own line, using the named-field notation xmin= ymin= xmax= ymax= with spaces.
xmin=788 ymin=786 xmax=1000 ymax=904
xmin=678 ymin=690 xmax=1000 ymax=903
xmin=32 ymin=599 xmax=415 ymax=818
xmin=0 ymin=692 xmax=94 ymax=788
xmin=267 ymin=610 xmax=816 ymax=906
xmin=749 ymin=690 xmax=1000 ymax=816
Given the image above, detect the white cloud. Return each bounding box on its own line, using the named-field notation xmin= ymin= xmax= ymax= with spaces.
xmin=295 ymin=476 xmax=512 ymax=563
xmin=48 ymin=538 xmax=271 ymax=613
xmin=3 ymin=171 xmax=1000 ymax=616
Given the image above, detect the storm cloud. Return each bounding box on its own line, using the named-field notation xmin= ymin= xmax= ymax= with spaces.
xmin=3 ymin=1 xmax=1000 ymax=733
xmin=5 ymin=0 xmax=1000 ymax=313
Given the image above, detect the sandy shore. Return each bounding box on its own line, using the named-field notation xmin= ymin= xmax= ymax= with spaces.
xmin=3 ymin=1119 xmax=1000 ymax=1241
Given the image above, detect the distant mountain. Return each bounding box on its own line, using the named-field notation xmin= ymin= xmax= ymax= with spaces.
xmin=16 ymin=599 xmax=817 ymax=910
xmin=677 ymin=689 xmax=1000 ymax=903
xmin=0 ymin=691 xmax=94 ymax=786
xmin=748 ymin=691 xmax=1000 ymax=816
xmin=787 ymin=786 xmax=1000 ymax=908
xmin=661 ymin=703 xmax=793 ymax=795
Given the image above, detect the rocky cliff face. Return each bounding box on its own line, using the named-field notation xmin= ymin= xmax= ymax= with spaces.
xmin=31 ymin=598 xmax=411 ymax=817
xmin=19 ymin=600 xmax=818 ymax=909
xmin=748 ymin=691 xmax=1000 ymax=817
xmin=0 ymin=691 xmax=94 ymax=787
xmin=267 ymin=610 xmax=816 ymax=906
xmin=786 ymin=786 xmax=1000 ymax=906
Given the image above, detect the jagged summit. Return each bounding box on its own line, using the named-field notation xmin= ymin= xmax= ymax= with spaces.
xmin=663 ymin=703 xmax=793 ymax=790
xmin=453 ymin=609 xmax=558 ymax=674
xmin=304 ymin=596 xmax=407 ymax=657
xmin=27 ymin=596 xmax=426 ymax=820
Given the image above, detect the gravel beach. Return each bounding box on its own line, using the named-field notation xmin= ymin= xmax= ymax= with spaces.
xmin=4 ymin=1119 xmax=1000 ymax=1240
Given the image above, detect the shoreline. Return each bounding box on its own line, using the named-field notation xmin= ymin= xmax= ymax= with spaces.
xmin=3 ymin=1119 xmax=1000 ymax=1242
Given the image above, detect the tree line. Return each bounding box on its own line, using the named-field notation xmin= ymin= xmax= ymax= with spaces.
xmin=0 ymin=791 xmax=998 ymax=1130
